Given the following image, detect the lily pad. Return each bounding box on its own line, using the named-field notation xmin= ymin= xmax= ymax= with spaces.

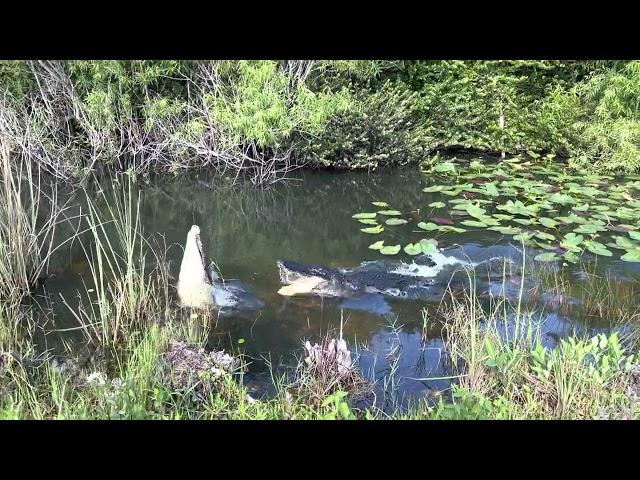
xmin=548 ymin=193 xmax=576 ymax=205
xmin=417 ymin=222 xmax=438 ymax=231
xmin=539 ymin=217 xmax=559 ymax=228
xmin=372 ymin=201 xmax=388 ymax=208
xmin=380 ymin=245 xmax=401 ymax=255
xmin=385 ymin=218 xmax=408 ymax=226
xmin=583 ymin=240 xmax=612 ymax=257
xmin=561 ymin=233 xmax=584 ymax=252
xmin=358 ymin=219 xmax=378 ymax=225
xmin=461 ymin=220 xmax=488 ymax=228
xmin=352 ymin=212 xmax=377 ymax=219
xmin=574 ymin=224 xmax=603 ymax=235
xmin=428 ymin=201 xmax=446 ymax=208
xmin=621 ymin=249 xmax=640 ymax=262
xmin=377 ymin=210 xmax=402 ymax=216
xmin=369 ymin=241 xmax=385 ymax=250
xmin=488 ymin=226 xmax=521 ymax=235
xmin=437 ymin=225 xmax=467 ymax=233
xmin=419 ymin=238 xmax=438 ymax=253
xmin=423 ymin=185 xmax=444 ymax=193
xmin=433 ymin=162 xmax=456 ymax=174
xmin=534 ymin=252 xmax=559 ymax=262
xmin=513 ymin=218 xmax=536 ymax=226
xmin=361 ymin=225 xmax=384 ymax=234
xmin=403 ymin=243 xmax=422 ymax=255
xmin=563 ymin=252 xmax=580 ymax=263
xmin=535 ymin=231 xmax=556 ymax=242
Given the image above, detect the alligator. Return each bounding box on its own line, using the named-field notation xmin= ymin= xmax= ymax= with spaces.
xmin=177 ymin=225 xmax=264 ymax=311
xmin=277 ymin=253 xmax=522 ymax=315
xmin=277 ymin=259 xmax=439 ymax=299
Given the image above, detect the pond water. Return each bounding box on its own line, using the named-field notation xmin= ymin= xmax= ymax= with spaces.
xmin=36 ymin=154 xmax=640 ymax=409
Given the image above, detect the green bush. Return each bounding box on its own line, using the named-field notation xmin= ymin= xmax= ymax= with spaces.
xmin=302 ymin=81 xmax=429 ymax=169
xmin=3 ymin=59 xmax=640 ymax=179
xmin=570 ymin=61 xmax=640 ymax=173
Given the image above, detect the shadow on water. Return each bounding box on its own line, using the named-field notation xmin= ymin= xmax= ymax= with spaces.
xmin=32 ymin=165 xmax=640 ymax=410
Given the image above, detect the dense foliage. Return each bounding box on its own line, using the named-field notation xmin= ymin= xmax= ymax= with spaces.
xmin=1 ymin=59 xmax=639 ymax=182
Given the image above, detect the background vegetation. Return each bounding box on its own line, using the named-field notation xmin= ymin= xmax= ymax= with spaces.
xmin=2 ymin=60 xmax=640 ymax=184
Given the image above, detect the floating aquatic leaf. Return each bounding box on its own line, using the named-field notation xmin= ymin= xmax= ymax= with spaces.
xmin=433 ymin=162 xmax=456 ymax=174
xmin=385 ymin=218 xmax=408 ymax=226
xmin=513 ymin=232 xmax=534 ymax=242
xmin=420 ymin=238 xmax=438 ymax=253
xmin=561 ymin=233 xmax=584 ymax=252
xmin=477 ymin=216 xmax=500 ymax=226
xmin=380 ymin=245 xmax=401 ymax=255
xmin=377 ymin=210 xmax=402 ymax=216
xmin=548 ymin=192 xmax=576 ymax=205
xmin=574 ymin=224 xmax=603 ymax=234
xmin=488 ymin=226 xmax=521 ymax=235
xmin=583 ymin=240 xmax=612 ymax=257
xmin=496 ymin=200 xmax=539 ymax=217
xmin=615 ymin=207 xmax=637 ymax=220
xmin=593 ymin=213 xmax=618 ymax=222
xmin=557 ymin=213 xmax=587 ymax=225
xmin=535 ymin=241 xmax=556 ymax=250
xmin=461 ymin=220 xmax=488 ymax=228
xmin=629 ymin=231 xmax=640 ymax=241
xmin=465 ymin=204 xmax=486 ymax=220
xmin=535 ymin=231 xmax=555 ymax=241
xmin=437 ymin=225 xmax=467 ymax=233
xmin=539 ymin=217 xmax=558 ymax=228
xmin=238 ymin=338 xmax=245 ymax=344
xmin=361 ymin=225 xmax=384 ymax=234
xmin=423 ymin=185 xmax=444 ymax=193
xmin=513 ymin=218 xmax=535 ymax=226
xmin=369 ymin=241 xmax=385 ymax=250
xmin=493 ymin=214 xmax=514 ymax=221
xmin=352 ymin=212 xmax=377 ymax=219
xmin=404 ymin=243 xmax=422 ymax=255
xmin=573 ymin=203 xmax=589 ymax=212
xmin=441 ymin=189 xmax=463 ymax=196
xmin=563 ymin=252 xmax=579 ymax=263
xmin=372 ymin=201 xmax=388 ymax=207
xmin=482 ymin=183 xmax=500 ymax=197
xmin=621 ymin=249 xmax=640 ymax=262
xmin=450 ymin=200 xmax=471 ymax=212
xmin=417 ymin=222 xmax=438 ymax=231
xmin=534 ymin=252 xmax=558 ymax=262
xmin=428 ymin=201 xmax=446 ymax=208
xmin=613 ymin=236 xmax=635 ymax=250
xmin=358 ymin=219 xmax=378 ymax=225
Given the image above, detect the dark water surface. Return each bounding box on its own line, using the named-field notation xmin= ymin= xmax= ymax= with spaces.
xmin=37 ymin=161 xmax=640 ymax=408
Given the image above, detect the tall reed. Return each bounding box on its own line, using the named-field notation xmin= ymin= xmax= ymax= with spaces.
xmin=0 ymin=137 xmax=66 ymax=303
xmin=61 ymin=179 xmax=170 ymax=350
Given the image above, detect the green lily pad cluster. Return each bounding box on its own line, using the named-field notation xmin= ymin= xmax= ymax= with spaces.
xmin=354 ymin=156 xmax=640 ymax=262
